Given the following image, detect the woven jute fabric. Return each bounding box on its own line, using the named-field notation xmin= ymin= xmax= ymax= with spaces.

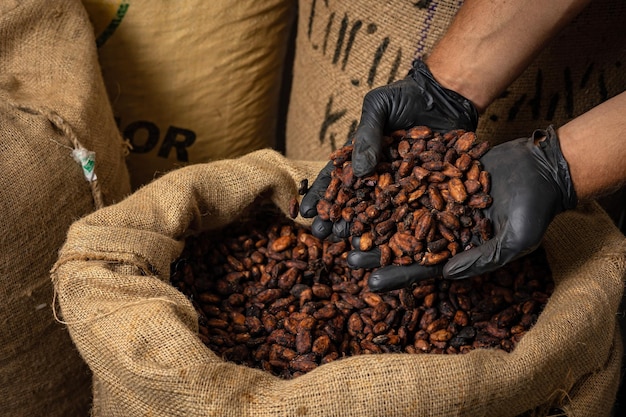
xmin=0 ymin=0 xmax=131 ymax=416
xmin=285 ymin=0 xmax=626 ymax=161
xmin=53 ymin=149 xmax=625 ymax=416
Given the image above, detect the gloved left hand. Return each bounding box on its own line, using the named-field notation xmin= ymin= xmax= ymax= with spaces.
xmin=300 ymin=59 xmax=478 ymax=239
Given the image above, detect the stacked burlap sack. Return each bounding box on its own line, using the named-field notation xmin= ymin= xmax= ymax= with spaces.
xmin=52 ymin=149 xmax=625 ymax=416
xmin=81 ymin=0 xmax=296 ymax=190
xmin=0 ymin=0 xmax=131 ymax=415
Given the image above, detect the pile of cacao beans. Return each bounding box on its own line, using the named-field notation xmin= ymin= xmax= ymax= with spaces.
xmin=171 ymin=207 xmax=554 ymax=380
xmin=170 ymin=127 xmax=554 ymax=379
xmin=314 ymin=126 xmax=493 ymax=267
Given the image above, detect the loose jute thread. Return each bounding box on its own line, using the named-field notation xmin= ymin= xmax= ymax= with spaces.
xmin=12 ymin=102 xmax=105 ymax=210
xmin=52 ymin=289 xmax=178 ymax=326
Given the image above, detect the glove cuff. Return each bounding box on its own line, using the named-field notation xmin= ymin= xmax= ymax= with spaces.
xmin=408 ymin=59 xmax=479 ymax=132
xmin=535 ymin=125 xmax=578 ymax=211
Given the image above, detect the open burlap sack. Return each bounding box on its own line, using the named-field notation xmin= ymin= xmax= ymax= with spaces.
xmin=81 ymin=0 xmax=296 ymax=190
xmin=52 ymin=149 xmax=624 ymax=416
xmin=0 ymin=0 xmax=131 ymax=415
xmin=285 ymin=0 xmax=626 ymax=161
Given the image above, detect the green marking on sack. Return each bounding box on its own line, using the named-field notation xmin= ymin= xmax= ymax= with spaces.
xmin=83 ymin=158 xmax=95 ymax=173
xmin=72 ymin=148 xmax=97 ymax=181
xmin=96 ymin=1 xmax=130 ymax=48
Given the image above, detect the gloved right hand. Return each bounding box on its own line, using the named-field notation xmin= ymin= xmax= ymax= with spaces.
xmin=300 ymin=59 xmax=479 ymax=239
xmin=347 ymin=125 xmax=578 ymax=291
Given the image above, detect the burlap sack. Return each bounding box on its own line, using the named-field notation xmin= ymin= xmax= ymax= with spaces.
xmin=52 ymin=149 xmax=624 ymax=416
xmin=285 ymin=0 xmax=626 ymax=161
xmin=0 ymin=0 xmax=131 ymax=416
xmin=81 ymin=0 xmax=296 ymax=189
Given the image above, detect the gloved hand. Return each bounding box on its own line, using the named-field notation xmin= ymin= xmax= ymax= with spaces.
xmin=348 ymin=125 xmax=578 ymax=291
xmin=300 ymin=59 xmax=479 ymax=239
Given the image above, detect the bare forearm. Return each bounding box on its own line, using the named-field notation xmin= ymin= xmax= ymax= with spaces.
xmin=425 ymin=0 xmax=591 ymax=112
xmin=557 ymin=92 xmax=626 ymax=200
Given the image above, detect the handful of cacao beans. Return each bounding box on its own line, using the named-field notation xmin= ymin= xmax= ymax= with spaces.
xmin=314 ymin=126 xmax=493 ymax=267
xmin=171 ymin=206 xmax=554 ymax=380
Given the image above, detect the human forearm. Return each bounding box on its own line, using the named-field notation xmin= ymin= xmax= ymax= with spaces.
xmin=424 ymin=0 xmax=591 ymax=112
xmin=557 ymin=92 xmax=626 ymax=200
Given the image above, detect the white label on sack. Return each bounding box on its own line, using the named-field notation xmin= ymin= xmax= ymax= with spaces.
xmin=72 ymin=148 xmax=98 ymax=182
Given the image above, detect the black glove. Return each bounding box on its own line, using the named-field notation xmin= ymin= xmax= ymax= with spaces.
xmin=300 ymin=59 xmax=479 ymax=239
xmin=299 ymin=158 xmax=352 ymax=239
xmin=349 ymin=125 xmax=578 ymax=292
